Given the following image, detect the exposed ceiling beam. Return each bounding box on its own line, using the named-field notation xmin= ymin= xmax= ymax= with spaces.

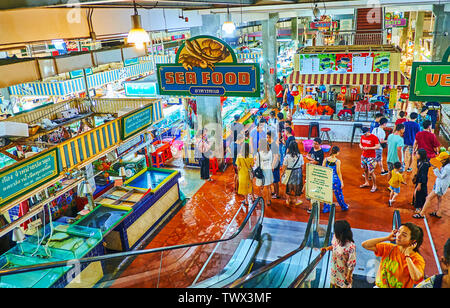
xmin=0 ymin=0 xmax=256 ymax=11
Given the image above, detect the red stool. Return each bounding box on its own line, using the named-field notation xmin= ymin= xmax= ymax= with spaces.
xmin=151 ymin=152 xmax=164 ymax=168
xmin=209 ymin=157 xmax=219 ymax=175
xmin=320 ymin=127 xmax=332 ymax=145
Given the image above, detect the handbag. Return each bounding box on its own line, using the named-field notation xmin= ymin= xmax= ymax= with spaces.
xmin=253 ymin=152 xmax=264 ymax=180
xmin=281 ymin=155 xmax=301 ymax=185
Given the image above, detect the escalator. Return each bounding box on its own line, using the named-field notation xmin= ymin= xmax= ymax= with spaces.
xmin=0 ymin=198 xmax=265 ymax=288
xmin=227 ymin=202 xmax=336 ymax=288
xmin=286 ymin=209 xmax=403 ymax=289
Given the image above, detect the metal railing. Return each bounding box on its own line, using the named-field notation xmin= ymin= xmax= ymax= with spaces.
xmin=0 ymin=198 xmax=265 ymax=288
xmin=226 ymin=201 xmax=322 ymax=288
xmin=316 ymin=30 xmax=386 ymax=46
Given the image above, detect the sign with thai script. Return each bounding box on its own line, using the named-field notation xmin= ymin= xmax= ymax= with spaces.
xmin=306 ymin=163 xmax=333 ymax=204
xmin=121 ymin=105 xmax=153 ymax=140
xmin=409 ymin=47 xmax=450 ymax=102
xmin=0 ymin=149 xmax=59 ymax=208
xmin=157 ymin=35 xmax=260 ymax=97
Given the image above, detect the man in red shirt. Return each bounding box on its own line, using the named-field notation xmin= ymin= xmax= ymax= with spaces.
xmin=413 ymin=120 xmax=440 ymax=159
xmin=274 ymin=79 xmax=284 ymax=109
xmin=360 ymin=127 xmax=381 ymax=193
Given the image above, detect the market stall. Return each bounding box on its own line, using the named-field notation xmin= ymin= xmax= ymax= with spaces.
xmin=0 ymin=96 xmax=187 ymax=286
xmin=287 ymin=45 xmax=409 ymax=142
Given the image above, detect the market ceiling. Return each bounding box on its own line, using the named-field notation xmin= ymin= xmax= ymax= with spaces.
xmin=0 ymin=0 xmax=348 ymax=11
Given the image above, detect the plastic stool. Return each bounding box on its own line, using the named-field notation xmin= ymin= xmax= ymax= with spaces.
xmin=351 ymin=123 xmax=364 ymax=146
xmin=308 ymin=122 xmax=320 ymax=139
xmin=209 ymin=157 xmax=219 ymax=175
xmin=320 ymin=127 xmax=332 ymax=145
xmin=151 ymin=152 xmax=164 ymax=168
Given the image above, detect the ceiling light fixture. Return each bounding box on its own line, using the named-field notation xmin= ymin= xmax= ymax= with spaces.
xmin=127 ymin=0 xmax=150 ymax=50
xmin=222 ymin=6 xmax=236 ymax=35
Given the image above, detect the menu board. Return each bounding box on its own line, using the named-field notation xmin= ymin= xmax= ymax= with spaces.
xmin=352 ymin=53 xmax=374 ymax=73
xmin=318 ymin=54 xmax=336 ymax=73
xmin=372 ymin=52 xmax=390 ymax=73
xmin=335 ymin=54 xmax=353 ymax=73
xmin=300 ymin=52 xmax=389 ymax=74
xmin=300 ymin=54 xmax=320 ymax=74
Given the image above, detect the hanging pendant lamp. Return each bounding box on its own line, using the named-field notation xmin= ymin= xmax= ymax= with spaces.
xmin=127 ymin=0 xmax=150 ymax=49
xmin=222 ymin=7 xmax=236 ymax=34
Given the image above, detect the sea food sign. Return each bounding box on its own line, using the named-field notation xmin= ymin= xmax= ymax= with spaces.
xmin=157 ymin=36 xmax=260 ymax=97
xmin=409 ymin=47 xmax=450 ymax=102
xmin=0 ymin=149 xmax=59 ymax=209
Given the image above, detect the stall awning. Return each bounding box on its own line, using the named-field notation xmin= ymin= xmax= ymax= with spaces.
xmin=287 ymin=71 xmax=409 ymax=86
xmin=8 ymin=61 xmax=154 ymax=97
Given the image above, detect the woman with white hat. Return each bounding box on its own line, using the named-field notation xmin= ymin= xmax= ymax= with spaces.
xmin=416 ymin=151 xmax=450 ymax=219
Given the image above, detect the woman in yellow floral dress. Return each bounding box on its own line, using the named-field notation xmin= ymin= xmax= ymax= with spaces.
xmin=236 ymin=140 xmax=254 ymax=206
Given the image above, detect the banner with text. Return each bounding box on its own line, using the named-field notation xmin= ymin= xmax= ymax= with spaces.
xmin=157 ymin=36 xmax=260 ymax=97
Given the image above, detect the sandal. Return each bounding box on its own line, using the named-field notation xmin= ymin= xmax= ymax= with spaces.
xmin=430 ymin=212 xmax=442 ymax=219
xmin=360 ymin=184 xmax=370 ymax=188
xmin=370 ymin=187 xmax=377 ymax=193
xmin=413 ymin=213 xmax=425 ymax=219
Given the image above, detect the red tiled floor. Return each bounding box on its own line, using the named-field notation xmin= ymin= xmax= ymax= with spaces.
xmin=111 ymin=140 xmax=449 ymax=288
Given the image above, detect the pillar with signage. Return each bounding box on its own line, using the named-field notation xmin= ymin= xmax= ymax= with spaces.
xmin=157 ymin=35 xmax=260 ymax=162
xmin=431 ymin=4 xmax=450 ymax=62
xmin=262 ymin=13 xmax=279 ymax=107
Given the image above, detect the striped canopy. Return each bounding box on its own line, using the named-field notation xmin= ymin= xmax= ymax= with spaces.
xmin=287 ymin=71 xmax=409 ymax=86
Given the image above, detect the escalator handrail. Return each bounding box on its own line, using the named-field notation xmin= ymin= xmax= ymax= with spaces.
xmin=288 ymin=204 xmax=336 ymax=288
xmin=0 ymin=197 xmax=265 ymax=277
xmin=289 ymin=207 xmax=400 ymax=288
xmin=226 ymin=202 xmax=320 ymax=288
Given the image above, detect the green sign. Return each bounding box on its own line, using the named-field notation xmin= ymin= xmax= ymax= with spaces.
xmin=0 ymin=149 xmax=59 ymax=208
xmin=410 ymin=47 xmax=450 ymax=102
xmin=121 ymin=105 xmax=153 ymax=140
xmin=157 ymin=35 xmax=260 ymax=97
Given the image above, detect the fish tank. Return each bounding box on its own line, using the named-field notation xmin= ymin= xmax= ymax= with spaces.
xmin=74 ymin=204 xmax=133 ymax=236
xmin=0 ymin=223 xmax=102 ymax=288
xmin=124 ymin=167 xmax=176 ymax=193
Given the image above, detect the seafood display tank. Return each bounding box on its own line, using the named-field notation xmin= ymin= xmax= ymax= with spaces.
xmin=0 ymin=223 xmax=104 ymax=288
xmin=93 ymin=167 xmax=182 ymax=251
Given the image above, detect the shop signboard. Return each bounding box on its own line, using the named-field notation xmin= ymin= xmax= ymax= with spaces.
xmin=309 ymin=21 xmax=339 ymax=30
xmin=0 ymin=149 xmax=59 ymax=209
xmin=69 ymin=68 xmax=93 ymax=79
xmin=124 ymin=82 xmax=158 ymax=98
xmin=157 ymin=35 xmax=260 ymax=97
xmin=305 ymin=163 xmax=333 ymax=204
xmin=300 ymin=52 xmax=389 ymax=74
xmin=121 ymin=105 xmax=153 ymax=140
xmin=385 ymin=12 xmax=407 ymax=28
xmin=409 ymin=47 xmax=450 ymax=102
xmin=124 ymin=58 xmax=140 ymax=67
